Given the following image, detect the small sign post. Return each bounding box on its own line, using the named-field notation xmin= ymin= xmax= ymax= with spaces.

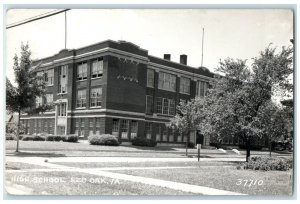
xmin=197 ymin=144 xmax=201 ymax=162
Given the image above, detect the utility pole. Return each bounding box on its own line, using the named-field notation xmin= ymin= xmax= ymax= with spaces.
xmin=65 ymin=10 xmax=67 ymax=49
xmin=201 ymin=28 xmax=205 ymax=67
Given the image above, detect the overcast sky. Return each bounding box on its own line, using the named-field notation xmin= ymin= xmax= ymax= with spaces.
xmin=6 ymin=9 xmax=293 ymax=83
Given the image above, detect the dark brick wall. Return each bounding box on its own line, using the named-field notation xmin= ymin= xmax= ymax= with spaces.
xmin=105 ymin=56 xmax=147 ymax=113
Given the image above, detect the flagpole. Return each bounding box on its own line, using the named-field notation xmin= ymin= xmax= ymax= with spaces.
xmin=201 ymin=28 xmax=204 ymax=67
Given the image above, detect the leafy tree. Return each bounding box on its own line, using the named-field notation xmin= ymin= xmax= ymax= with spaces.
xmin=257 ymin=101 xmax=288 ymax=156
xmin=6 ymin=43 xmax=48 ymax=152
xmin=169 ymin=97 xmax=205 ymax=156
xmin=201 ymin=45 xmax=293 ymax=162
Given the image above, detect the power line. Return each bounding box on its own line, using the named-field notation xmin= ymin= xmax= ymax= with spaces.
xmin=6 ymin=9 xmax=70 ymax=29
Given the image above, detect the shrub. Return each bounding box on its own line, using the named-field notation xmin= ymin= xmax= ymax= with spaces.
xmin=22 ymin=135 xmax=45 ymax=141
xmin=238 ymin=144 xmax=263 ymax=150
xmin=187 ymin=142 xmax=195 ymax=148
xmin=131 ymin=137 xmax=157 ymax=147
xmin=237 ymin=156 xmax=293 ymax=171
xmin=62 ymin=135 xmax=78 ymax=143
xmin=6 ymin=134 xmax=16 ymax=140
xmin=88 ymin=134 xmax=119 ymax=146
xmin=210 ymin=142 xmax=221 ymax=149
xmin=46 ymin=135 xmax=62 ymax=142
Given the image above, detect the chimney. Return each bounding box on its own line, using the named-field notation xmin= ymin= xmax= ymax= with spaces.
xmin=164 ymin=54 xmax=171 ymax=60
xmin=180 ymin=54 xmax=187 ymax=65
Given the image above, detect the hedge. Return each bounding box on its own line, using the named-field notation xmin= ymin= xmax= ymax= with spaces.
xmin=6 ymin=134 xmax=16 ymax=140
xmin=131 ymin=137 xmax=157 ymax=147
xmin=22 ymin=135 xmax=46 ymax=141
xmin=62 ymin=135 xmax=78 ymax=143
xmin=88 ymin=134 xmax=120 ymax=146
xmin=237 ymin=156 xmax=293 ymax=171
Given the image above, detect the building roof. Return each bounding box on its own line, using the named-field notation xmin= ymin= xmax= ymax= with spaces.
xmin=32 ymin=40 xmax=215 ymax=78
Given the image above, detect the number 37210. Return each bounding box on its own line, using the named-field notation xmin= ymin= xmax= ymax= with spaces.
xmin=236 ymin=179 xmax=263 ymax=187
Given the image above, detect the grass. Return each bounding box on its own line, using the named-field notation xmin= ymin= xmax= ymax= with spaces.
xmin=49 ymin=161 xmax=238 ymax=169
xmin=6 ymin=141 xmax=291 ymax=158
xmin=5 ymin=170 xmax=195 ymax=195
xmin=114 ymin=166 xmax=293 ymax=195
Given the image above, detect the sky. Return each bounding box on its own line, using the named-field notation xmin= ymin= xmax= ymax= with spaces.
xmin=5 ymin=9 xmax=293 ymax=84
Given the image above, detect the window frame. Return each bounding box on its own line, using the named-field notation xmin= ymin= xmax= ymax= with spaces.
xmin=91 ymin=59 xmax=103 ymax=79
xmin=76 ymin=89 xmax=86 ymax=108
xmin=90 ymin=87 xmax=102 ymax=107
xmin=77 ymin=62 xmax=88 ymax=81
xmin=180 ymin=77 xmax=190 ymax=94
xmin=158 ymin=72 xmax=176 ymax=92
xmin=147 ymin=69 xmax=155 ymax=87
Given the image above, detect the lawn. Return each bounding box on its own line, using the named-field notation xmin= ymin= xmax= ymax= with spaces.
xmin=5 ymin=170 xmax=195 ymax=195
xmin=6 ymin=141 xmax=291 ymax=159
xmin=113 ymin=166 xmax=293 ymax=195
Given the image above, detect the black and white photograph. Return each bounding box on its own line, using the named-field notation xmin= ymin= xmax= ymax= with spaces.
xmin=3 ymin=5 xmax=295 ymax=198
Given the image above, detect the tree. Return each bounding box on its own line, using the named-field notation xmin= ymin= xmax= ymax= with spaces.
xmin=257 ymin=101 xmax=288 ymax=157
xmin=200 ymin=45 xmax=293 ymax=162
xmin=6 ymin=43 xmax=48 ymax=152
xmin=169 ymin=98 xmax=205 ymax=156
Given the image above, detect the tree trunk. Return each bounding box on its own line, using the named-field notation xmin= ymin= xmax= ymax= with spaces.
xmin=16 ymin=109 xmax=21 ymax=152
xmin=269 ymin=139 xmax=272 ymax=157
xmin=246 ymin=138 xmax=251 ymax=162
xmin=185 ymin=130 xmax=190 ymax=157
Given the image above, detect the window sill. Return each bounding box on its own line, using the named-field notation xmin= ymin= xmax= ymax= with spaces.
xmin=77 ymin=79 xmax=87 ymax=82
xmin=90 ymin=106 xmax=102 ymax=109
xmin=146 ymin=85 xmax=154 ymax=88
xmin=57 ymin=92 xmax=68 ymax=95
xmin=179 ymin=92 xmax=190 ymax=95
xmin=91 ymin=76 xmax=103 ymax=80
xmin=75 ymin=107 xmax=86 ymax=110
xmin=157 ymin=88 xmax=176 ymax=92
xmin=47 ymin=84 xmax=54 ymax=87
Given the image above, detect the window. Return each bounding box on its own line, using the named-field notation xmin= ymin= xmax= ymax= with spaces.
xmin=58 ymin=65 xmax=68 ymax=93
xmin=162 ymin=126 xmax=168 ymax=141
xmin=45 ymin=94 xmax=53 ymax=107
xmin=163 ymin=98 xmax=169 ymax=115
xmin=112 ymin=119 xmax=119 ymax=136
xmin=90 ymin=87 xmax=102 ymax=107
xmin=147 ymin=69 xmax=155 ymax=87
xmin=156 ymin=125 xmax=161 ymax=141
xmin=75 ymin=119 xmax=80 ymax=135
xmin=146 ymin=95 xmax=153 ymax=113
xmin=76 ymin=89 xmax=86 ymax=108
xmin=43 ymin=119 xmax=48 ymax=133
xmin=37 ymin=72 xmax=44 ymax=85
xmin=49 ymin=119 xmax=54 ymax=134
xmin=77 ymin=62 xmax=87 ymax=80
xmin=177 ymin=132 xmax=182 ymax=142
xmin=169 ymin=99 xmax=175 ymax=116
xmin=45 ymin=69 xmax=54 ymax=86
xmin=92 ymin=59 xmax=103 ymax=78
xmin=156 ymin=97 xmax=175 ymax=116
xmin=80 ymin=119 xmax=86 ymax=136
xmin=158 ymin=72 xmax=176 ymax=91
xmin=196 ymin=80 xmax=208 ymax=97
xmin=130 ymin=121 xmax=138 ymax=139
xmin=156 ymin=97 xmax=162 ymax=114
xmin=89 ymin=118 xmax=94 ymax=136
xmin=96 ymin=118 xmax=101 ymax=135
xmin=169 ymin=128 xmax=174 ymax=142
xmin=180 ymin=77 xmax=190 ymax=94
xmin=58 ymin=103 xmax=66 ymax=116
xmin=36 ymin=96 xmax=42 ymax=108
xmin=121 ymin=120 xmax=129 ymax=139
xmin=146 ymin=123 xmax=152 ymax=139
